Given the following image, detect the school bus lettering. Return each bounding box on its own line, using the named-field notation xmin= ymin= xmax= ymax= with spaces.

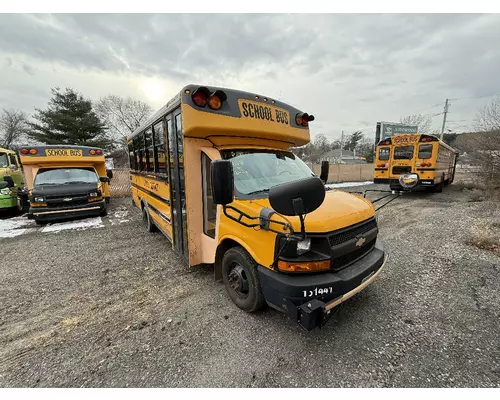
xmin=45 ymin=149 xmax=83 ymax=157
xmin=240 ymin=100 xmax=289 ymax=125
xmin=144 ymin=180 xmax=159 ymax=192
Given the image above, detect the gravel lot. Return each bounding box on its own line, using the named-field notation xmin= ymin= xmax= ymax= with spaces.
xmin=1 ymin=184 xmax=499 ymax=388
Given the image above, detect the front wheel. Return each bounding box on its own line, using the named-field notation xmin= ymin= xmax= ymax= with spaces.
xmin=221 ymin=246 xmax=266 ymax=313
xmin=100 ymin=203 xmax=108 ymax=217
xmin=142 ymin=205 xmax=156 ymax=232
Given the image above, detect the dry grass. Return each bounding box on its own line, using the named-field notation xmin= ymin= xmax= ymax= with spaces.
xmin=466 ymin=235 xmax=500 ymax=256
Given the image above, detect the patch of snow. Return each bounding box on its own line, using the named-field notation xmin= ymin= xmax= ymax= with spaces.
xmin=41 ymin=217 xmax=104 ymax=233
xmin=0 ymin=216 xmax=36 ymax=238
xmin=326 ymin=181 xmax=373 ymax=189
xmin=109 ymin=209 xmax=130 ymax=225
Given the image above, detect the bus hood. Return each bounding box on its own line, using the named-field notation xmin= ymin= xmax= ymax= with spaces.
xmin=250 ymin=190 xmax=375 ymax=234
xmin=31 ymin=182 xmax=99 ymax=197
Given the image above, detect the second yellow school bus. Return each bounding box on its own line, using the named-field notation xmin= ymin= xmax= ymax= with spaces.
xmin=374 ymin=133 xmax=459 ymax=192
xmin=128 ymin=84 xmax=387 ymax=331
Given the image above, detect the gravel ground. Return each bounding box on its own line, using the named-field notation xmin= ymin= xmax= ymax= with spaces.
xmin=0 ymin=185 xmax=499 ymax=388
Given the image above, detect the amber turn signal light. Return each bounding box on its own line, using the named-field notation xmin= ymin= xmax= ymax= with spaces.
xmin=277 ymin=260 xmax=330 ymax=272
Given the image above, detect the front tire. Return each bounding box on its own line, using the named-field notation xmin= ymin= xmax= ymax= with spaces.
xmin=221 ymin=246 xmax=266 ymax=313
xmin=142 ymin=205 xmax=156 ymax=232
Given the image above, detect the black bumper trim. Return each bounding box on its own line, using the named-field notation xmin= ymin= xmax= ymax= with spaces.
xmin=29 ymin=200 xmax=105 ymax=221
xmin=258 ymin=239 xmax=385 ymax=330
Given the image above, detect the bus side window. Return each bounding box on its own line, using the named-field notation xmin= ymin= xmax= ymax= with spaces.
xmin=201 ymin=152 xmax=216 ymax=239
xmin=145 ymin=127 xmax=155 ymax=172
xmin=153 ymin=120 xmax=167 ymax=175
xmin=128 ymin=142 xmax=136 ymax=170
xmin=418 ymin=144 xmax=433 ymax=159
xmin=8 ymin=154 xmax=19 ymax=170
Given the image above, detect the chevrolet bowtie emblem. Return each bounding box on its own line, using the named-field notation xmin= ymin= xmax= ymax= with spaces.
xmin=355 ymin=237 xmax=366 ymax=247
xmin=63 ymin=198 xmax=72 ymax=202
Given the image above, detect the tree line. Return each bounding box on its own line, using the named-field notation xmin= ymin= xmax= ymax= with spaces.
xmin=0 ymin=87 xmax=153 ymax=151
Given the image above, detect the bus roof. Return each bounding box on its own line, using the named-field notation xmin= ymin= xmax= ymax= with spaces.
xmin=19 ymin=145 xmax=106 ymax=166
xmin=0 ymin=147 xmax=17 ymax=154
xmin=128 ymin=84 xmax=313 ymax=147
xmin=19 ymin=144 xmax=105 ymax=151
xmin=376 ymin=133 xmax=459 ymax=153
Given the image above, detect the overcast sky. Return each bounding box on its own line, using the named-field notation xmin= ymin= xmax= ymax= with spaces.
xmin=1 ymin=13 xmax=500 ymax=141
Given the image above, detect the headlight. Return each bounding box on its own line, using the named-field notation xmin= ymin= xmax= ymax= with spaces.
xmin=0 ymin=188 xmax=11 ymax=195
xmin=34 ymin=196 xmax=45 ymax=202
xmin=297 ymin=238 xmax=311 ymax=255
xmin=89 ymin=191 xmax=98 ymax=198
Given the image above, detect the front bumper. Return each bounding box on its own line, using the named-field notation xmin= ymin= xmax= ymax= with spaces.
xmin=258 ymin=239 xmax=386 ymax=331
xmin=374 ymin=178 xmax=435 ymax=189
xmin=28 ymin=200 xmax=105 ymax=222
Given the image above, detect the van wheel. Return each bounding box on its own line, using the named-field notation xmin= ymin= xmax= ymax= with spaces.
xmin=221 ymin=246 xmax=266 ymax=313
xmin=100 ymin=203 xmax=108 ymax=217
xmin=35 ymin=219 xmax=46 ymax=226
xmin=142 ymin=205 xmax=156 ymax=232
xmin=16 ymin=196 xmax=27 ymax=214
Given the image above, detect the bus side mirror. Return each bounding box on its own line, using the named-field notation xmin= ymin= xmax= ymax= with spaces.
xmin=106 ymin=169 xmax=113 ymax=179
xmin=3 ymin=176 xmax=14 ymax=188
xmin=100 ymin=176 xmax=110 ymax=183
xmin=269 ymin=176 xmax=325 ymax=216
xmin=211 ymin=160 xmax=234 ymax=205
xmin=320 ymin=161 xmax=329 ymax=184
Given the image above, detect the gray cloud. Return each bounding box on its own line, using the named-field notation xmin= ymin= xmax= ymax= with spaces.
xmin=1 ymin=13 xmax=499 ymax=140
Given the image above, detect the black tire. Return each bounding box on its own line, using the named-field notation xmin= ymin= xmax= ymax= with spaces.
xmin=221 ymin=246 xmax=266 ymax=313
xmin=105 ymin=197 xmax=110 ymax=204
xmin=142 ymin=205 xmax=156 ymax=232
xmin=35 ymin=219 xmax=46 ymax=226
xmin=16 ymin=196 xmax=27 ymax=214
xmin=100 ymin=203 xmax=108 ymax=217
xmin=433 ymin=179 xmax=443 ymax=193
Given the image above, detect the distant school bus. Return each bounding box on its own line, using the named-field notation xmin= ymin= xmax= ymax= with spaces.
xmin=127 ymin=84 xmax=387 ymax=331
xmin=374 ymin=133 xmax=459 ymax=192
xmin=19 ymin=145 xmax=112 ymax=224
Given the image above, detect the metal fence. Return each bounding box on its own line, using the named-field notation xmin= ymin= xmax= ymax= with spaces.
xmin=109 ymin=168 xmax=131 ymax=197
xmin=311 ymin=163 xmax=374 ymax=184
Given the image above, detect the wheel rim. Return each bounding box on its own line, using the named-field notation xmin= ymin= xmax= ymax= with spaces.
xmin=227 ymin=263 xmax=249 ymax=298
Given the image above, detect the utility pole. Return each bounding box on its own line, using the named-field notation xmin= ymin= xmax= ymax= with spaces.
xmin=339 ymin=130 xmax=344 ymax=163
xmin=440 ymin=98 xmax=449 ymax=140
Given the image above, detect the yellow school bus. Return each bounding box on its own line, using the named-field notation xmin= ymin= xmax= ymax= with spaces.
xmin=374 ymin=133 xmax=459 ymax=192
xmin=19 ymin=145 xmax=112 ymax=224
xmin=128 ymin=84 xmax=387 ymax=331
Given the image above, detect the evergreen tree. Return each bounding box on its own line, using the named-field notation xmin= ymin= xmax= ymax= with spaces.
xmin=27 ymin=88 xmax=113 ymax=150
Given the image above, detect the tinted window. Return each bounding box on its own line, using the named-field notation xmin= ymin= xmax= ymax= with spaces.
xmin=153 ymin=120 xmax=167 ymax=174
xmin=394 ymin=146 xmax=414 ymax=160
xmin=378 ymin=147 xmax=390 ymax=161
xmin=144 ymin=128 xmax=153 ymax=148
xmin=0 ymin=153 xmax=8 ymax=168
xmin=418 ymin=144 xmax=433 ymax=159
xmin=202 ymin=153 xmax=217 ymax=238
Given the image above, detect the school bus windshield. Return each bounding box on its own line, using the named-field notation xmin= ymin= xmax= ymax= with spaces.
xmin=223 ymin=150 xmax=314 ymax=196
xmin=34 ymin=167 xmax=99 ymax=186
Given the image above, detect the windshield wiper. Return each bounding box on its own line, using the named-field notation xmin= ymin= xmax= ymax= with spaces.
xmin=246 ymin=188 xmax=270 ymax=196
xmin=65 ymin=181 xmax=93 ymax=184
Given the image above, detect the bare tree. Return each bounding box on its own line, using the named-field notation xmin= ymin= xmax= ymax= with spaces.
xmin=399 ymin=114 xmax=433 ymax=134
xmin=94 ymin=95 xmax=153 ymax=148
xmin=456 ymin=96 xmax=500 ymax=188
xmin=0 ymin=109 xmax=28 ymax=148
xmin=475 ymin=96 xmax=500 ymax=134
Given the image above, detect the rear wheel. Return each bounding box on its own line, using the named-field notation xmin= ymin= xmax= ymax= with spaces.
xmin=433 ymin=179 xmax=443 ymax=193
xmin=142 ymin=204 xmax=156 ymax=232
xmin=221 ymin=246 xmax=266 ymax=313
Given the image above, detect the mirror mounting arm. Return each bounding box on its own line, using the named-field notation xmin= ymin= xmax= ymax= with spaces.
xmin=298 ymin=214 xmax=306 ymax=240
xmin=223 ymin=205 xmax=294 ymax=235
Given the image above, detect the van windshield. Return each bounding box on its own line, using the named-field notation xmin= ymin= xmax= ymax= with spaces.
xmin=0 ymin=153 xmax=8 ymax=168
xmin=34 ymin=168 xmax=98 ymax=186
xmin=222 ymin=150 xmax=314 ymax=196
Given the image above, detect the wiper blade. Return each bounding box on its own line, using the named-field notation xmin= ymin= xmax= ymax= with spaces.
xmin=246 ymin=189 xmax=270 ymax=195
xmin=65 ymin=181 xmax=93 ymax=184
